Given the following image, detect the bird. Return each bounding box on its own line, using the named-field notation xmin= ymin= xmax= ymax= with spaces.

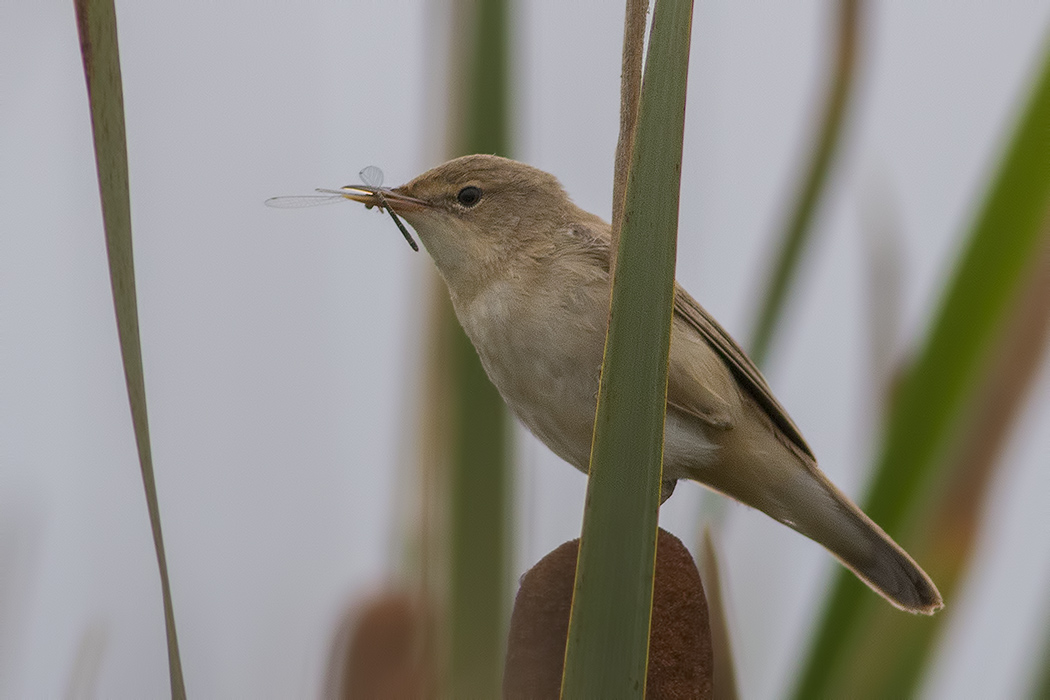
xmin=341 ymin=153 xmax=942 ymax=615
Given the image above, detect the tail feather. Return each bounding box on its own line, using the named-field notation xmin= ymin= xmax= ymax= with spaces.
xmin=670 ymin=399 xmax=942 ymax=614
xmin=797 ymin=475 xmax=941 ymax=613
xmin=748 ymin=461 xmax=943 ymax=615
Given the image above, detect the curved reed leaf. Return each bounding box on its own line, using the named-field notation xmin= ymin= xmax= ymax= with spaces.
xmin=749 ymin=0 xmax=862 ymax=366
xmin=74 ymin=1 xmax=185 ymax=697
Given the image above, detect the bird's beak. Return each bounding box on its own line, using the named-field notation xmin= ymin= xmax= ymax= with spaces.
xmin=318 ymin=184 xmax=426 ymax=252
xmin=320 ymin=186 xmax=430 ymax=214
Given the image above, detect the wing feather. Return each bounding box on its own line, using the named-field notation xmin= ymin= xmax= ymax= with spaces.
xmin=672 ymin=284 xmax=815 ymax=460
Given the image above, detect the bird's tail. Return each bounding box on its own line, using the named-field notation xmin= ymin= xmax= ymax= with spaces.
xmin=778 ymin=468 xmax=942 ymax=614
xmin=707 ymin=450 xmax=943 ymax=614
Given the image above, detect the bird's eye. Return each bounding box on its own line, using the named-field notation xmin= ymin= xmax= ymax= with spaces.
xmin=457 ymin=186 xmax=482 ymax=207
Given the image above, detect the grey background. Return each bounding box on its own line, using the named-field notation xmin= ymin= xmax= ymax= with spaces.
xmin=3 ymin=1 xmax=1050 ymax=697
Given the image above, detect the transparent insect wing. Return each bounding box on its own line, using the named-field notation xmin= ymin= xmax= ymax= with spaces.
xmin=359 ymin=165 xmax=384 ymax=189
xmin=264 ymin=194 xmax=348 ymax=208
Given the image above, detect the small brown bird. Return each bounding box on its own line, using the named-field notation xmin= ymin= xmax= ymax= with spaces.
xmin=340 ymin=154 xmax=942 ymax=615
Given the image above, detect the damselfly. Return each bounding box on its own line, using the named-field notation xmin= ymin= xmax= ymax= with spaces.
xmin=265 ymin=166 xmax=419 ymax=252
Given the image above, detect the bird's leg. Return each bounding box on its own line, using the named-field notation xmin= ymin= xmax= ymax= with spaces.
xmin=660 ymin=478 xmax=677 ymax=504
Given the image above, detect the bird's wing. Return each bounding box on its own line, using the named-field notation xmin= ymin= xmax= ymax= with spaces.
xmin=667 ymin=321 xmax=736 ymax=430
xmin=672 ymin=284 xmax=816 ymax=461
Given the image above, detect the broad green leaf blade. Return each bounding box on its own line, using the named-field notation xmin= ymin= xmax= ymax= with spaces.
xmin=793 ymin=35 xmax=1050 ymax=700
xmin=73 ymin=1 xmax=185 ymax=697
xmin=749 ymin=0 xmax=861 ymax=366
xmin=444 ymin=0 xmax=513 ymax=696
xmin=561 ymin=0 xmax=694 ymax=695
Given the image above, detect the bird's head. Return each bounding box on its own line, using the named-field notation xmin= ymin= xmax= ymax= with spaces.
xmin=345 ymin=154 xmax=587 ymax=298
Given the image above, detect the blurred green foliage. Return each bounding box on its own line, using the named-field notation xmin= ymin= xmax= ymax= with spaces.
xmin=793 ymin=34 xmax=1050 ymax=700
xmin=444 ymin=0 xmax=513 ymax=696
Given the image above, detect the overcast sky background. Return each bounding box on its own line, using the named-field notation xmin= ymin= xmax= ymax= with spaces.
xmin=3 ymin=1 xmax=1050 ymax=698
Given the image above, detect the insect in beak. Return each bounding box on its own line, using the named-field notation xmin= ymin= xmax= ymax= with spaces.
xmin=265 ymin=165 xmax=423 ymax=252
xmin=329 ymin=185 xmax=420 ymax=253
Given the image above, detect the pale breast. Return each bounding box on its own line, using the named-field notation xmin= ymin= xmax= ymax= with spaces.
xmin=453 ymin=268 xmax=609 ymax=472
